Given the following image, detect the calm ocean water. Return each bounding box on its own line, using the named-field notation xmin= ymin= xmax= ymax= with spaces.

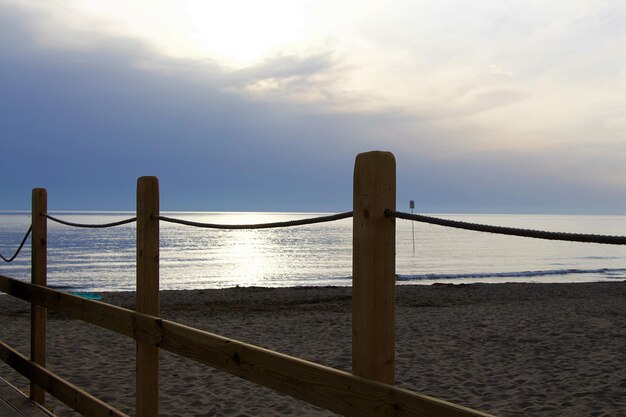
xmin=1 ymin=212 xmax=625 ymax=292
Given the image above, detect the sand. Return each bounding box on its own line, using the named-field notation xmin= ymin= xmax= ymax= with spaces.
xmin=1 ymin=281 xmax=625 ymax=417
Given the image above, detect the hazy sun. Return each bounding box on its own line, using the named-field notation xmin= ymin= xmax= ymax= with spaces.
xmin=179 ymin=1 xmax=307 ymax=65
xmin=71 ymin=0 xmax=309 ymax=67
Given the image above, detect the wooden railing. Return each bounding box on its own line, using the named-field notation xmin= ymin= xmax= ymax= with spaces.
xmin=0 ymin=151 xmax=492 ymax=417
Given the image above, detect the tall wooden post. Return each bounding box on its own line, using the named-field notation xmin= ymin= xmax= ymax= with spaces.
xmin=136 ymin=177 xmax=159 ymax=417
xmin=30 ymin=188 xmax=47 ymax=404
xmin=352 ymin=151 xmax=396 ymax=384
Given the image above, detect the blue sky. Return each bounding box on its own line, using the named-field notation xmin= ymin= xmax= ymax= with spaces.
xmin=1 ymin=1 xmax=625 ymax=213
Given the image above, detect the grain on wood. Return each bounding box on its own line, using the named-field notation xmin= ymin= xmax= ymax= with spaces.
xmin=30 ymin=188 xmax=47 ymax=405
xmin=353 ymin=151 xmax=396 ymax=384
xmin=136 ymin=176 xmax=160 ymax=417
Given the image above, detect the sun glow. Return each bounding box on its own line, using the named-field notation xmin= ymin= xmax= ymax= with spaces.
xmin=178 ymin=1 xmax=308 ymax=66
xmin=69 ymin=0 xmax=310 ymax=67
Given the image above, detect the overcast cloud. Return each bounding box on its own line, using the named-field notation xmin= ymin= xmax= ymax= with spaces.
xmin=1 ymin=1 xmax=625 ymax=213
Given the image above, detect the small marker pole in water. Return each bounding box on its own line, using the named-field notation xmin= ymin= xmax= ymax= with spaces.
xmin=410 ymin=200 xmax=415 ymax=254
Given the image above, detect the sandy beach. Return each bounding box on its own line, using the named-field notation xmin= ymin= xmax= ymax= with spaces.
xmin=1 ymin=282 xmax=625 ymax=416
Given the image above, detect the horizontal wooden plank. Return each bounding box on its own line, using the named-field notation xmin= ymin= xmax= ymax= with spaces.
xmin=0 ymin=275 xmax=135 ymax=339
xmin=0 ymin=275 xmax=492 ymax=417
xmin=160 ymin=320 xmax=492 ymax=417
xmin=0 ymin=397 xmax=22 ymax=417
xmin=0 ymin=341 xmax=129 ymax=417
xmin=0 ymin=377 xmax=55 ymax=416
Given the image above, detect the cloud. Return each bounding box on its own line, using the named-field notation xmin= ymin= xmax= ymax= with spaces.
xmin=224 ymin=51 xmax=344 ymax=103
xmin=1 ymin=0 xmax=626 ymax=214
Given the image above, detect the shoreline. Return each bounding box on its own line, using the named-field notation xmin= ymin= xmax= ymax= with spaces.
xmin=1 ymin=281 xmax=625 ymax=416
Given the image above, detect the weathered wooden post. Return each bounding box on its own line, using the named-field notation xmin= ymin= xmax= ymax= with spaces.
xmin=352 ymin=151 xmax=396 ymax=384
xmin=136 ymin=176 xmax=159 ymax=417
xmin=30 ymin=188 xmax=47 ymax=404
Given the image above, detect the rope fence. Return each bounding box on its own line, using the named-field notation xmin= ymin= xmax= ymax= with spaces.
xmin=388 ymin=210 xmax=626 ymax=245
xmin=4 ymin=209 xmax=626 ymax=265
xmin=44 ymin=214 xmax=137 ymax=228
xmin=1 ymin=213 xmax=354 ymax=263
xmin=0 ymin=226 xmax=32 ymax=263
xmin=156 ymin=211 xmax=353 ymax=229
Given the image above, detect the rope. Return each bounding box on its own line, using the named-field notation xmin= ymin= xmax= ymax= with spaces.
xmin=0 ymin=226 xmax=32 ymax=262
xmin=45 ymin=214 xmax=137 ymax=228
xmin=387 ymin=210 xmax=626 ymax=245
xmin=156 ymin=211 xmax=353 ymax=229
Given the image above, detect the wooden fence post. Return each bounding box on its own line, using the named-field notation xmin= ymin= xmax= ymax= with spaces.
xmin=30 ymin=188 xmax=47 ymax=404
xmin=352 ymin=151 xmax=396 ymax=385
xmin=136 ymin=177 xmax=159 ymax=417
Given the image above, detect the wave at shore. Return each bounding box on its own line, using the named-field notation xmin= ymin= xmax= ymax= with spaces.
xmin=397 ymin=267 xmax=626 ymax=282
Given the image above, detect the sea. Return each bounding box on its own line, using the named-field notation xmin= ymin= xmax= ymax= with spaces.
xmin=1 ymin=212 xmax=625 ymax=292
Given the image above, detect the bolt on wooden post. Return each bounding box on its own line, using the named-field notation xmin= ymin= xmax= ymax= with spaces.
xmin=136 ymin=176 xmax=160 ymax=417
xmin=352 ymin=151 xmax=396 ymax=385
xmin=30 ymin=188 xmax=47 ymax=404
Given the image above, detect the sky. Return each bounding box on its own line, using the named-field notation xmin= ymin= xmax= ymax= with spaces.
xmin=1 ymin=0 xmax=625 ymax=213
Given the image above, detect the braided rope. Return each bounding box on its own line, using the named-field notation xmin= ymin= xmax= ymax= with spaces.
xmin=45 ymin=214 xmax=137 ymax=228
xmin=156 ymin=211 xmax=353 ymax=229
xmin=388 ymin=210 xmax=626 ymax=245
xmin=24 ymin=210 xmax=626 ymax=246
xmin=0 ymin=226 xmax=32 ymax=262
